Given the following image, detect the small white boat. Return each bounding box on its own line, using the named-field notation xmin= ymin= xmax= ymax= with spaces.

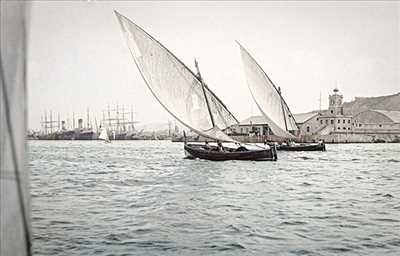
xmin=98 ymin=128 xmax=110 ymax=143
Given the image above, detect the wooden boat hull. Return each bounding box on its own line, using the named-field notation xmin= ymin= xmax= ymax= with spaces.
xmin=184 ymin=144 xmax=277 ymax=161
xmin=277 ymin=143 xmax=326 ymax=151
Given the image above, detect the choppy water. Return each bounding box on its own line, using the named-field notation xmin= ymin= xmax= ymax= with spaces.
xmin=29 ymin=141 xmax=400 ymax=255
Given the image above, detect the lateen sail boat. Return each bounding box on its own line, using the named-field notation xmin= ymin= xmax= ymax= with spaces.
xmin=237 ymin=42 xmax=325 ymax=151
xmin=114 ymin=11 xmax=277 ymax=160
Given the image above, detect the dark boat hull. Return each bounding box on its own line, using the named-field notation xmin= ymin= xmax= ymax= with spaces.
xmin=277 ymin=143 xmax=326 ymax=151
xmin=76 ymin=131 xmax=96 ymax=140
xmin=184 ymin=144 xmax=277 ymax=161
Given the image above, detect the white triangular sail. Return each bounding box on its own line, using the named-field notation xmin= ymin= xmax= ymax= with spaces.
xmin=98 ymin=128 xmax=109 ymax=141
xmin=115 ymin=11 xmax=238 ymax=142
xmin=237 ymin=42 xmax=298 ymax=138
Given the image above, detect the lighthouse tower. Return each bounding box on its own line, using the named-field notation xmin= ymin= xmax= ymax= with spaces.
xmin=328 ymin=88 xmax=344 ymax=115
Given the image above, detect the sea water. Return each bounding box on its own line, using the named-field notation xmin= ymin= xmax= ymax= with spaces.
xmin=29 ymin=141 xmax=400 ymax=255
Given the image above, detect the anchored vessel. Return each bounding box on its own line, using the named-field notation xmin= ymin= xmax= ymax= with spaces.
xmin=237 ymin=42 xmax=325 ymax=151
xmin=115 ymin=11 xmax=276 ymax=161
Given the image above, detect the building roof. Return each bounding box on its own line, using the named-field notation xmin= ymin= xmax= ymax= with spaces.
xmin=239 ymin=115 xmax=267 ymax=125
xmin=293 ymin=111 xmax=319 ymax=124
xmin=371 ymin=110 xmax=400 ymax=123
xmin=239 ymin=112 xmax=320 ymax=126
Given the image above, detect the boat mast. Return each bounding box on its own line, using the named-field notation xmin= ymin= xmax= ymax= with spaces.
xmin=195 ymin=59 xmax=215 ymax=128
xmin=277 ymin=87 xmax=288 ymax=131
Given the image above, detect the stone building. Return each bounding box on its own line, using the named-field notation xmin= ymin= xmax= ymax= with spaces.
xmin=229 ymin=89 xmax=399 ymax=143
xmin=296 ymin=89 xmax=400 ymax=143
xmin=229 ymin=116 xmax=270 ymax=136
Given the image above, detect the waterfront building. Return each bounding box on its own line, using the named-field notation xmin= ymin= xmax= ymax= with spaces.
xmin=234 ymin=89 xmax=400 ymax=143
xmin=296 ymin=89 xmax=400 ymax=143
xmin=229 ymin=116 xmax=270 ymax=136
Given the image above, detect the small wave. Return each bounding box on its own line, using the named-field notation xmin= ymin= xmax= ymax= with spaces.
xmin=309 ymin=215 xmax=335 ymax=220
xmin=298 ymin=156 xmax=313 ymax=160
xmin=322 ymin=247 xmax=352 ymax=253
xmin=372 ymin=218 xmax=399 ymax=223
xmin=362 ymin=242 xmax=388 ymax=249
xmin=280 ymin=220 xmax=307 ymax=226
xmin=335 ymin=224 xmax=358 ymax=229
xmin=206 ymin=243 xmax=245 ymax=251
xmin=49 ymin=220 xmax=72 ymax=225
xmin=248 ymin=232 xmax=286 ymax=241
xmin=224 ymin=243 xmax=245 ymax=250
xmin=290 ymin=249 xmax=314 ymax=255
xmin=301 ymin=182 xmax=312 ymax=186
xmin=383 ymin=193 xmax=394 ymax=198
xmin=133 ymin=228 xmax=153 ymax=235
xmin=388 ymin=159 xmax=400 ymax=163
xmin=387 ymin=238 xmax=400 ymax=247
xmin=227 ymin=224 xmax=241 ymax=233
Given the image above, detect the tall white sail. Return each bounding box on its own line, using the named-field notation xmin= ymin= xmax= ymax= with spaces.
xmin=237 ymin=42 xmax=298 ymax=138
xmin=98 ymin=128 xmax=109 ymax=141
xmin=115 ymin=11 xmax=238 ymax=142
xmin=1 ymin=1 xmax=31 ymax=255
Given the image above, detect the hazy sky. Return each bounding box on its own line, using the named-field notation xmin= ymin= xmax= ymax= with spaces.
xmin=27 ymin=1 xmax=399 ymax=130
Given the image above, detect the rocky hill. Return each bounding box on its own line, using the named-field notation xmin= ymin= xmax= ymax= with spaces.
xmin=343 ymin=92 xmax=400 ymax=115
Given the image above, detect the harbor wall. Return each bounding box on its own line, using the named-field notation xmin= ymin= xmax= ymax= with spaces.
xmin=300 ymin=132 xmax=400 ymax=143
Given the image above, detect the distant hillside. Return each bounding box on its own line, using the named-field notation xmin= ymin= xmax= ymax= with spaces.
xmin=343 ymin=92 xmax=400 ymax=115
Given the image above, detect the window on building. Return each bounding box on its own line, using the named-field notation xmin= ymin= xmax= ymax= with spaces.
xmin=326 ymin=120 xmax=329 ymax=125
xmin=359 ymin=124 xmax=362 ymax=127
xmin=338 ymin=119 xmax=340 ymax=124
xmin=348 ymin=120 xmax=350 ymax=124
xmin=343 ymin=119 xmax=345 ymax=123
xmin=331 ymin=120 xmax=333 ymax=125
xmin=240 ymin=128 xmax=243 ymax=133
xmin=338 ymin=127 xmax=340 ymax=130
xmin=320 ymin=120 xmax=323 ymax=125
xmin=307 ymin=126 xmax=310 ymax=132
xmin=348 ymin=127 xmax=351 ymax=130
xmin=343 ymin=127 xmax=346 ymax=130
xmin=379 ymin=124 xmax=382 ymax=127
xmin=331 ymin=110 xmax=333 ymax=114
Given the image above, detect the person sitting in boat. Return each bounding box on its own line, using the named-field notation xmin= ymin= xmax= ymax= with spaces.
xmin=217 ymin=141 xmax=224 ymax=152
xmin=204 ymin=141 xmax=211 ymax=150
xmin=236 ymin=144 xmax=248 ymax=152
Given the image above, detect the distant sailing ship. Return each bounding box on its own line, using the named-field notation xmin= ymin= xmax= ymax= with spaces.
xmin=237 ymin=42 xmax=325 ymax=151
xmin=115 ymin=11 xmax=277 ymax=161
xmin=102 ymin=104 xmax=137 ymax=140
xmin=98 ymin=127 xmax=111 ymax=143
